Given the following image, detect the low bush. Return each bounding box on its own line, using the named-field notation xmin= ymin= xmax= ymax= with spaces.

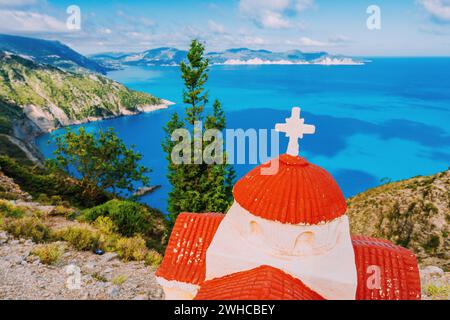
xmin=116 ymin=235 xmax=147 ymax=261
xmin=49 ymin=205 xmax=75 ymax=219
xmin=36 ymin=193 xmax=51 ymax=205
xmin=37 ymin=194 xmax=71 ymax=207
xmin=56 ymin=226 xmax=99 ymax=251
xmin=425 ymin=284 xmax=450 ymax=300
xmin=0 ymin=200 xmax=26 ymax=218
xmin=94 ymin=216 xmax=117 ymax=234
xmin=4 ymin=216 xmax=50 ymax=243
xmin=93 ymin=216 xmax=120 ymax=251
xmin=112 ymin=275 xmax=127 ymax=286
xmin=92 ymin=272 xmax=108 ymax=282
xmin=81 ymin=200 xmax=150 ymax=237
xmin=81 ymin=199 xmax=169 ymax=253
xmin=31 ymin=243 xmax=64 ymax=265
xmin=98 ymin=234 xmax=118 ymax=252
xmin=145 ymin=250 xmax=163 ymax=268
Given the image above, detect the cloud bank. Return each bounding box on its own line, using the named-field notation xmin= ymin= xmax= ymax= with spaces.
xmin=419 ymin=0 xmax=450 ymax=21
xmin=239 ymin=0 xmax=314 ymax=29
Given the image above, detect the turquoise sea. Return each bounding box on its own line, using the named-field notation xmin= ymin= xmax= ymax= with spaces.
xmin=37 ymin=58 xmax=450 ymax=213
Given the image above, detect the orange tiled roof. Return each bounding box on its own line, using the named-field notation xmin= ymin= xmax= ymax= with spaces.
xmin=352 ymin=236 xmax=421 ymax=300
xmin=156 ymin=214 xmax=421 ymax=300
xmin=155 ymin=212 xmax=224 ymax=285
xmin=194 ymin=265 xmax=325 ymax=300
xmin=233 ymin=154 xmax=347 ymax=225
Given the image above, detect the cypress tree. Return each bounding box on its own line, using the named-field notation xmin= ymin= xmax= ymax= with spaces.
xmin=162 ymin=40 xmax=235 ymax=223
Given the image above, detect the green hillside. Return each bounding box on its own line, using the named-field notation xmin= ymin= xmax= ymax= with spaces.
xmin=347 ymin=169 xmax=450 ymax=270
xmin=0 ymin=51 xmax=160 ymax=124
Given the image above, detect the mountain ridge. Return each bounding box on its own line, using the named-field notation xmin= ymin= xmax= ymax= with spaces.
xmin=0 ymin=34 xmax=109 ymax=74
xmin=90 ymin=47 xmax=364 ymax=69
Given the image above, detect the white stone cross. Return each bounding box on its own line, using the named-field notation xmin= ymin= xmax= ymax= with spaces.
xmin=275 ymin=107 xmax=316 ymax=157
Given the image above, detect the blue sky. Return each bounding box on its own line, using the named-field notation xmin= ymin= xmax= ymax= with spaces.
xmin=0 ymin=0 xmax=449 ymax=56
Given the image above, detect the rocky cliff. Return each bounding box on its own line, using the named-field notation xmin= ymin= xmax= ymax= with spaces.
xmin=347 ymin=169 xmax=450 ymax=270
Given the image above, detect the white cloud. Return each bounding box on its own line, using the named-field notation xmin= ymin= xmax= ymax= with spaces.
xmin=240 ymin=0 xmax=291 ymax=13
xmin=239 ymin=0 xmax=314 ymax=29
xmin=208 ymin=20 xmax=226 ymax=34
xmin=98 ymin=28 xmax=112 ymax=35
xmin=419 ymin=0 xmax=450 ymax=21
xmin=297 ymin=37 xmax=328 ymax=47
xmin=328 ymin=35 xmax=352 ymax=44
xmin=260 ymin=10 xmax=291 ymax=28
xmin=295 ymin=0 xmax=314 ymax=12
xmin=0 ymin=0 xmax=38 ymax=7
xmin=0 ymin=9 xmax=68 ymax=33
xmin=241 ymin=35 xmax=266 ymax=45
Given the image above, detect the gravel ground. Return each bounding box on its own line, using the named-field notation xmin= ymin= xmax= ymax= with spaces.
xmin=0 ymin=231 xmax=164 ymax=300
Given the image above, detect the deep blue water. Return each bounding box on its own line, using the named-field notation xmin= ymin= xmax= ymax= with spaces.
xmin=37 ymin=58 xmax=450 ymax=213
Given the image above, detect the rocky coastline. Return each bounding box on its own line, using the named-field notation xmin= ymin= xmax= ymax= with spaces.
xmin=7 ymin=99 xmax=174 ymax=165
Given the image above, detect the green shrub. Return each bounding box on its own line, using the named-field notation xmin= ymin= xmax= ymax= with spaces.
xmin=92 ymin=272 xmax=108 ymax=282
xmin=93 ymin=216 xmax=120 ymax=251
xmin=37 ymin=194 xmax=70 ymax=207
xmin=99 ymin=233 xmax=120 ymax=252
xmin=66 ymin=211 xmax=78 ymax=221
xmin=49 ymin=205 xmax=75 ymax=218
xmin=94 ymin=216 xmax=117 ymax=234
xmin=56 ymin=226 xmax=99 ymax=251
xmin=36 ymin=193 xmax=51 ymax=205
xmin=82 ymin=200 xmax=168 ymax=253
xmin=145 ymin=250 xmax=163 ymax=268
xmin=425 ymin=284 xmax=450 ymax=300
xmin=116 ymin=235 xmax=147 ymax=261
xmin=112 ymin=275 xmax=127 ymax=286
xmin=31 ymin=243 xmax=64 ymax=265
xmin=4 ymin=216 xmax=50 ymax=242
xmin=81 ymin=200 xmax=151 ymax=237
xmin=424 ymin=235 xmax=441 ymax=253
xmin=0 ymin=200 xmax=26 ymax=218
xmin=50 ymin=195 xmax=67 ymax=206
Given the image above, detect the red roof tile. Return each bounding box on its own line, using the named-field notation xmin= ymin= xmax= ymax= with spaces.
xmin=352 ymin=236 xmax=421 ymax=300
xmin=233 ymin=154 xmax=347 ymax=225
xmin=194 ymin=265 xmax=325 ymax=300
xmin=155 ymin=212 xmax=224 ymax=285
